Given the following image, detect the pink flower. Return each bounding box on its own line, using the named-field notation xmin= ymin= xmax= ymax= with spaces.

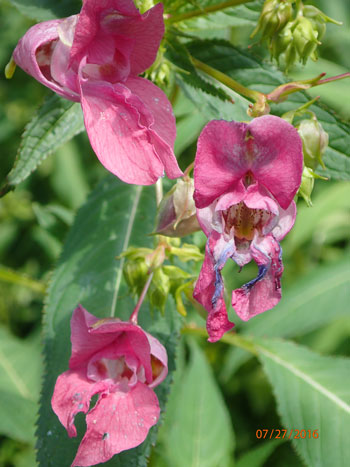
xmin=13 ymin=0 xmax=182 ymax=185
xmin=51 ymin=305 xmax=168 ymax=466
xmin=193 ymin=115 xmax=303 ymax=342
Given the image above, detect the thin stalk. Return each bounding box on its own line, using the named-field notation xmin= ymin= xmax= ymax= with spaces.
xmin=192 ymin=57 xmax=263 ymax=103
xmin=182 ymin=324 xmax=258 ymax=356
xmin=129 ymin=272 xmax=154 ymax=324
xmin=167 ymin=0 xmax=254 ymax=24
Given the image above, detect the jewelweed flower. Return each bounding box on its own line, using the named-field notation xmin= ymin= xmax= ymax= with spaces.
xmin=13 ymin=0 xmax=182 ymax=185
xmin=193 ymin=115 xmax=303 ymax=342
xmin=51 ymin=305 xmax=168 ymax=466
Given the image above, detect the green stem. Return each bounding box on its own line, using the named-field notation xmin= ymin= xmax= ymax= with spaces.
xmin=192 ymin=57 xmax=263 ymax=102
xmin=167 ymin=0 xmax=254 ymax=24
xmin=0 ymin=266 xmax=46 ymax=294
xmin=182 ymin=324 xmax=258 ymax=356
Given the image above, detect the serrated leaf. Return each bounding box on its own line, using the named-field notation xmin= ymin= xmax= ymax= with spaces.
xmin=1 ymin=94 xmax=84 ymax=197
xmin=221 ymin=259 xmax=350 ymax=379
xmin=8 ymin=0 xmax=80 ymax=21
xmin=180 ymin=39 xmax=350 ymax=180
xmin=256 ymin=338 xmax=350 ymax=467
xmin=0 ymin=326 xmax=42 ymax=443
xmin=37 ymin=176 xmax=181 ymax=466
xmin=162 ymin=340 xmax=234 ymax=467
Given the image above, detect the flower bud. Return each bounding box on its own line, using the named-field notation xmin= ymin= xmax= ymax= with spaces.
xmin=298 ymin=166 xmax=315 ymax=206
xmin=298 ymin=117 xmax=328 ymax=170
xmin=123 ymin=258 xmax=149 ymax=295
xmin=251 ymin=0 xmax=293 ymax=40
xmin=293 ymin=17 xmax=320 ymax=64
xmin=155 ymin=179 xmax=200 ymax=237
xmin=148 ymin=268 xmax=170 ymax=313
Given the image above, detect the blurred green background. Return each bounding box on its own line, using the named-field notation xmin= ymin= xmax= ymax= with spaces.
xmin=0 ymin=0 xmax=349 ymax=465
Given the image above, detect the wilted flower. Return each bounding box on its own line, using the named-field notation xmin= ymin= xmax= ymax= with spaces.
xmin=51 ymin=305 xmax=168 ymax=466
xmin=193 ymin=115 xmax=303 ymax=342
xmin=12 ymin=0 xmax=182 ymax=185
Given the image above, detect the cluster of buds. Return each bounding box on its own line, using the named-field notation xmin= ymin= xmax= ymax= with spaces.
xmin=252 ymin=0 xmax=341 ymax=70
xmin=121 ymin=236 xmax=202 ymax=316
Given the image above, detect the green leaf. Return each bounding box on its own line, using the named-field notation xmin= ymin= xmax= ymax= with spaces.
xmin=1 ymin=94 xmax=84 ymax=197
xmin=180 ymin=39 xmax=350 ymax=180
xmin=161 ymin=340 xmax=234 ymax=467
xmin=0 ymin=325 xmax=42 ymax=443
xmin=8 ymin=0 xmax=80 ymax=21
xmin=256 ymin=338 xmax=350 ymax=467
xmin=236 ymin=439 xmax=285 ymax=467
xmin=221 ymin=259 xmax=350 ymax=379
xmin=37 ymin=175 xmax=181 ymax=466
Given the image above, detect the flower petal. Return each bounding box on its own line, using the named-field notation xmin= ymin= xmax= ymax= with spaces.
xmin=126 ymin=77 xmax=182 ymax=179
xmin=79 ymin=78 xmax=166 ymax=184
xmin=248 ymin=115 xmax=303 ymax=209
xmin=13 ymin=20 xmax=79 ymax=101
xmin=51 ymin=368 xmax=109 ymax=438
xmin=194 ymin=120 xmax=249 ymax=208
xmin=231 ymin=234 xmax=283 ymax=321
xmin=145 ymin=332 xmax=168 ymax=388
xmin=72 ymin=382 xmax=160 ymax=466
xmin=272 ymin=200 xmax=297 ymax=241
xmin=193 ymin=231 xmax=235 ymax=342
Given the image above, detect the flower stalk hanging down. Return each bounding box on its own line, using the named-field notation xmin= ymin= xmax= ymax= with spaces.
xmin=11 ymin=0 xmax=182 ymax=185
xmin=52 ymin=305 xmax=168 ymax=466
xmin=193 ymin=115 xmax=303 ymax=342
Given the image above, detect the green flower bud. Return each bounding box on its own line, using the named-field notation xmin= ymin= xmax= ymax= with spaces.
xmin=298 ymin=117 xmax=328 ymax=170
xmin=298 ymin=166 xmax=315 ymax=206
xmin=123 ymin=258 xmax=149 ymax=295
xmin=270 ymin=22 xmax=293 ymax=61
xmin=293 ymin=17 xmax=320 ymax=64
xmin=148 ymin=268 xmax=170 ymax=314
xmin=155 ymin=178 xmax=200 ymax=238
xmin=251 ymin=0 xmax=293 ymax=40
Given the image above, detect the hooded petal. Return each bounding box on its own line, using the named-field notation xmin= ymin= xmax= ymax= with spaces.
xmin=248 ymin=115 xmax=303 ymax=209
xmin=79 ymin=77 xmax=166 ymax=184
xmin=193 ymin=231 xmax=235 ymax=342
xmin=231 ymin=234 xmax=283 ymax=321
xmin=271 ymin=200 xmax=297 ymax=241
xmin=194 ymin=120 xmax=249 ymax=209
xmin=13 ymin=20 xmax=79 ymax=101
xmin=72 ymin=382 xmax=160 ymax=467
xmin=51 ymin=368 xmax=109 ymax=437
xmin=70 ymin=1 xmax=164 ymax=76
xmin=126 ymin=77 xmax=182 ymax=179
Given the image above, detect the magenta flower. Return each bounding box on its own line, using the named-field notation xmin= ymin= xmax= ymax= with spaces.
xmin=193 ymin=115 xmax=303 ymax=342
xmin=51 ymin=305 xmax=168 ymax=466
xmin=13 ymin=0 xmax=182 ymax=185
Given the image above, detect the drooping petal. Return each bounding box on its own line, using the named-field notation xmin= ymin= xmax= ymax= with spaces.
xmin=51 ymin=368 xmax=109 ymax=438
xmin=79 ymin=77 xmax=165 ymax=184
xmin=248 ymin=115 xmax=303 ymax=209
xmin=231 ymin=234 xmax=283 ymax=321
xmin=126 ymin=77 xmax=182 ymax=179
xmin=72 ymin=382 xmax=160 ymax=467
xmin=13 ymin=20 xmax=79 ymax=101
xmin=194 ymin=120 xmax=249 ymax=208
xmin=193 ymin=231 xmax=235 ymax=342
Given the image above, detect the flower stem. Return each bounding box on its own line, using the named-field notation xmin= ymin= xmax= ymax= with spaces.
xmin=191 ymin=57 xmax=263 ymax=103
xmin=166 ymin=0 xmax=254 ymax=24
xmin=129 ymin=272 xmax=154 ymax=324
xmin=182 ymin=324 xmax=258 ymax=356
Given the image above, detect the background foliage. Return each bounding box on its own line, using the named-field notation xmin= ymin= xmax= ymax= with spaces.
xmin=0 ymin=0 xmax=349 ymax=466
